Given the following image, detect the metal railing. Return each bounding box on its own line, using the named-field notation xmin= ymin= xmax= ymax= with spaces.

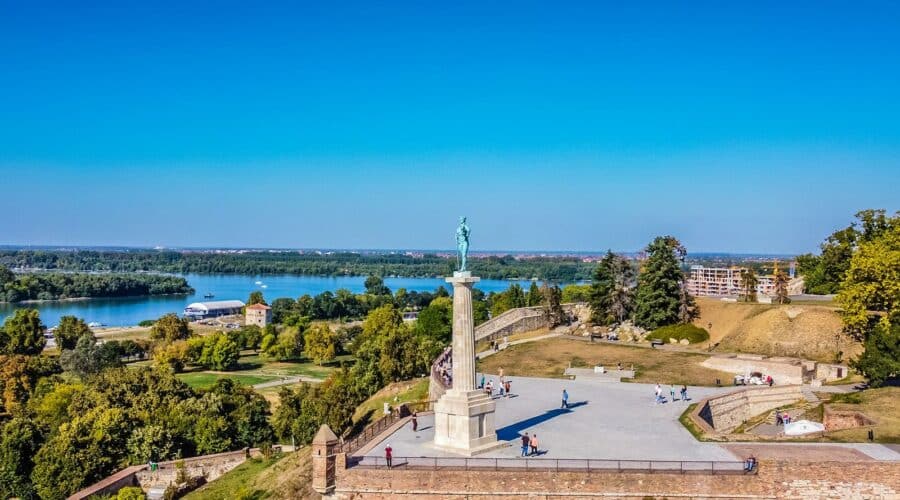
xmin=339 ymin=414 xmax=400 ymax=455
xmin=350 ymin=456 xmax=756 ymax=475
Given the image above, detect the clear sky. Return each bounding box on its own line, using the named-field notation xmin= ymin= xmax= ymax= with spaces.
xmin=1 ymin=1 xmax=898 ymax=254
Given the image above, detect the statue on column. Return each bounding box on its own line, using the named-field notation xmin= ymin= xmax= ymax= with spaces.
xmin=456 ymin=216 xmax=470 ymax=272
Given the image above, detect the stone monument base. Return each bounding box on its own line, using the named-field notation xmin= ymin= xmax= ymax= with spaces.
xmin=432 ymin=389 xmax=504 ymax=456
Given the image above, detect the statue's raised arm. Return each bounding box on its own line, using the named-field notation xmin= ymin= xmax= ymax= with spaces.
xmin=456 ymin=216 xmax=470 ymax=272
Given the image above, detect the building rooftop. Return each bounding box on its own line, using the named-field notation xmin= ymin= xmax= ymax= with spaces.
xmin=246 ymin=303 xmax=271 ymax=310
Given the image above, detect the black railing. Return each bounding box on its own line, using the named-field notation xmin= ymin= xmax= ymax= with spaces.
xmin=350 ymin=456 xmax=756 ymax=475
xmin=339 ymin=414 xmax=400 ymax=455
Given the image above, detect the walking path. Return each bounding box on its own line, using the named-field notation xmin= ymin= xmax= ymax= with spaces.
xmin=475 ymin=330 xmax=564 ymax=360
xmin=252 ymin=375 xmax=322 ymax=389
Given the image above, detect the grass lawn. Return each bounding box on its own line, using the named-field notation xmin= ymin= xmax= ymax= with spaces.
xmin=475 ymin=327 xmax=553 ymax=353
xmin=176 ymin=372 xmax=280 ymax=390
xmin=352 ymin=378 xmax=430 ymax=424
xmin=822 ymin=387 xmax=900 ymax=444
xmin=185 ymin=448 xmax=315 ymax=500
xmin=477 ymin=337 xmax=734 ymax=386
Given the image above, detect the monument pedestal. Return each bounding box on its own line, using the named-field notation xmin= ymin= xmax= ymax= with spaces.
xmin=432 ymin=271 xmax=502 ymax=455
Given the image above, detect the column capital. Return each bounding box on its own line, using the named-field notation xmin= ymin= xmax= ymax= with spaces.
xmin=446 ymin=271 xmax=480 ymax=285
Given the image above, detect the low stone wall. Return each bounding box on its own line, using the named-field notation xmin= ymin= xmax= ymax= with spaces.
xmin=69 ymin=448 xmax=261 ymax=499
xmin=474 ymin=303 xmax=585 ymax=342
xmin=824 ymin=407 xmax=877 ymax=432
xmin=694 ymin=385 xmax=803 ymax=434
xmin=701 ymin=355 xmax=806 ymax=385
xmin=332 ymin=459 xmax=899 ymax=498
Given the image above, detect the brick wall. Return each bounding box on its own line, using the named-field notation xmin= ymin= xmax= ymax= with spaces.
xmin=333 ymin=460 xmax=900 ymax=499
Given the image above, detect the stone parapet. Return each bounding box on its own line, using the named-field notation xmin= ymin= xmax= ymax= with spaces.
xmin=693 ymin=385 xmax=803 ymax=434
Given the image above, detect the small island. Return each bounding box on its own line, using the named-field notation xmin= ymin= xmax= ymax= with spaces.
xmin=0 ymin=265 xmax=194 ymax=303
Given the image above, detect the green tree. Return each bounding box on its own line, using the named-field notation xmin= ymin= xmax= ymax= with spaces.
xmin=59 ymin=334 xmax=122 ymax=378
xmin=851 ymin=320 xmax=900 ymax=387
xmin=837 ymin=215 xmax=899 ymax=338
xmin=561 ymin=284 xmax=591 ymax=303
xmin=0 ymin=265 xmax=14 ymax=285
xmin=150 ymin=313 xmax=191 ymax=343
xmin=1 ymin=309 xmax=46 ymax=355
xmin=0 ymin=418 xmax=41 ymax=499
xmin=247 ymin=290 xmax=266 ymax=306
xmin=153 ymin=340 xmax=190 ymax=373
xmin=54 ymin=316 xmax=93 ymax=350
xmin=526 ymin=282 xmax=542 ymax=307
xmin=589 ymin=251 xmax=634 ymax=325
xmin=773 ymin=270 xmax=791 ymax=304
xmin=414 ymin=296 xmax=452 ymax=344
xmin=364 ymin=275 xmax=391 ymax=296
xmin=304 ymin=322 xmax=338 ymax=365
xmin=541 ymin=283 xmax=565 ymax=327
xmin=633 ymin=237 xmax=687 ymax=330
xmin=740 ymin=268 xmax=758 ymax=302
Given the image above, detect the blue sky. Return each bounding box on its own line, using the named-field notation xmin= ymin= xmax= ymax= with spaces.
xmin=1 ymin=1 xmax=898 ymax=254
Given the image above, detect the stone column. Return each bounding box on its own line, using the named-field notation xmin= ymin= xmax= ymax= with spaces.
xmin=432 ymin=271 xmax=502 ymax=456
xmin=449 ymin=272 xmax=478 ymax=392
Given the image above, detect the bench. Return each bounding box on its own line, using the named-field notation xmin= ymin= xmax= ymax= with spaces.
xmin=650 ymin=339 xmax=664 ymax=348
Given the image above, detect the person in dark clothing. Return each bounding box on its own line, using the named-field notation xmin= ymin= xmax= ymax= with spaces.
xmin=411 ymin=412 xmax=418 ymax=432
xmin=385 ymin=444 xmax=393 ymax=468
xmin=521 ymin=433 xmax=530 ymax=457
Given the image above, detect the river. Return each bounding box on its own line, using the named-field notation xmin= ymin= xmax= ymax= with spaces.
xmin=0 ymin=274 xmax=538 ymax=327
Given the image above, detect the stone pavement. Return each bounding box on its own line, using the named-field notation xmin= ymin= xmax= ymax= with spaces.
xmin=362 ymin=375 xmax=738 ymax=462
xmin=360 ymin=374 xmax=900 ymax=464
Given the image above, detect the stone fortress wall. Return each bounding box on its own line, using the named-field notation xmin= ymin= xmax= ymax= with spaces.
xmin=329 ymin=457 xmax=899 ymax=499
xmin=694 ymin=385 xmax=803 ymax=434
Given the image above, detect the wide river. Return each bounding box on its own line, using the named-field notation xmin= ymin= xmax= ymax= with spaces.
xmin=0 ymin=274 xmax=538 ymax=327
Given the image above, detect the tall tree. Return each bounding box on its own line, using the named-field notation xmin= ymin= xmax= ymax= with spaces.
xmin=364 ymin=275 xmax=391 ymax=296
xmin=541 ymin=284 xmax=565 ymax=327
xmin=55 ymin=316 xmax=93 ymax=351
xmin=838 ymin=214 xmax=899 ymax=339
xmin=851 ymin=320 xmax=900 ymax=387
xmin=1 ymin=309 xmax=46 ymax=355
xmin=773 ymin=270 xmax=792 ymax=304
xmin=59 ymin=334 xmax=122 ymax=378
xmin=526 ymin=282 xmax=542 ymax=307
xmin=633 ymin=237 xmax=688 ymax=330
xmin=740 ymin=268 xmax=759 ymax=303
xmin=304 ymin=322 xmax=338 ymax=365
xmin=0 ymin=265 xmax=14 ymax=285
xmin=589 ymin=251 xmax=634 ymax=325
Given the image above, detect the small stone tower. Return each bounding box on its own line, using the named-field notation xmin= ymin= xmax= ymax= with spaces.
xmin=312 ymin=424 xmax=339 ymax=495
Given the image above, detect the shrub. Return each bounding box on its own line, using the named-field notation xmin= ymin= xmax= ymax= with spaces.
xmin=648 ymin=324 xmax=709 ymax=344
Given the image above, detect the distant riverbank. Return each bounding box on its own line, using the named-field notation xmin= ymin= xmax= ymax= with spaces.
xmin=0 ymin=273 xmax=553 ymax=327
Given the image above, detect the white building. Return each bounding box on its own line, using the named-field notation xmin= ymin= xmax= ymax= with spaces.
xmin=183 ymin=300 xmax=245 ymax=319
xmin=686 ymin=266 xmax=803 ymax=299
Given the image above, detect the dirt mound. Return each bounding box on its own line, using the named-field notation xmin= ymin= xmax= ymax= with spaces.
xmin=255 ymin=447 xmax=318 ymax=499
xmin=693 ymin=298 xmax=861 ymax=363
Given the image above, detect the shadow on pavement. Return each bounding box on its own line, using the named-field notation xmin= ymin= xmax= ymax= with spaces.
xmin=496 ymin=401 xmax=589 ymax=441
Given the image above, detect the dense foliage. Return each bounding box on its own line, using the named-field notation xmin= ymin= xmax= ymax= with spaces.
xmin=632 ymin=237 xmax=697 ymax=330
xmin=796 ymin=209 xmax=892 ymax=295
xmin=0 ymin=250 xmax=595 ymax=281
xmin=0 ymin=309 xmax=274 ymax=499
xmin=0 ymin=268 xmax=193 ymax=303
xmin=589 ymin=250 xmax=635 ymax=326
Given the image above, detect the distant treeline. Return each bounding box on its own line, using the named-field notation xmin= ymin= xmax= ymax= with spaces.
xmin=0 ymin=267 xmax=194 ymax=303
xmin=0 ymin=249 xmax=595 ymax=281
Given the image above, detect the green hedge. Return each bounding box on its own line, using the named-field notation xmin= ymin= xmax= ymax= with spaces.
xmin=649 ymin=324 xmax=710 ymax=344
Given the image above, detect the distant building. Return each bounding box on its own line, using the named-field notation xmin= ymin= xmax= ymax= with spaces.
xmin=686 ymin=266 xmax=803 ymax=299
xmin=183 ymin=300 xmax=245 ymax=319
xmin=245 ymin=303 xmax=272 ymax=327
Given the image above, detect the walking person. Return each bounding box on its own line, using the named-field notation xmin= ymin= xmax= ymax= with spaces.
xmin=480 ymin=374 xmax=485 ymax=389
xmin=561 ymin=389 xmax=569 ymax=409
xmin=530 ymin=434 xmax=539 ymax=456
xmin=681 ymin=385 xmax=687 ymax=402
xmin=655 ymin=383 xmax=662 ymax=404
xmin=504 ymin=380 xmax=511 ymax=397
xmin=521 ymin=433 xmax=530 ymax=457
xmin=411 ymin=411 xmax=418 ymax=432
xmin=385 ymin=444 xmax=393 ymax=469
xmin=670 ymin=385 xmax=676 ymax=402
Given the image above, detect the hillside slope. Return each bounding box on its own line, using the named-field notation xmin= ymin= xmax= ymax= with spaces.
xmin=693 ymin=297 xmax=861 ymax=363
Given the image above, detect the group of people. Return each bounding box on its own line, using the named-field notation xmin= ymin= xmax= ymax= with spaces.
xmin=775 ymin=410 xmax=792 ymax=426
xmin=480 ymin=367 xmax=512 ymax=398
xmin=436 ymin=349 xmax=453 ymax=387
xmin=520 ymin=432 xmax=540 ymax=456
xmin=654 ymin=383 xmax=689 ymax=404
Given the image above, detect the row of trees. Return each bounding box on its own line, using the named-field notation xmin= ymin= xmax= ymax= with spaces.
xmin=0 ymin=266 xmax=193 ymax=303
xmin=589 ymin=237 xmax=699 ymax=331
xmin=0 ymin=250 xmax=597 ymax=282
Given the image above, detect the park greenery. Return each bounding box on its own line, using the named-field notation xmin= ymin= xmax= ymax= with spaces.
xmin=798 ymin=209 xmax=899 ymax=386
xmin=589 ymin=238 xmax=699 ymax=332
xmin=0 ymin=249 xmax=596 ymax=281
xmin=0 ymin=267 xmax=193 ymax=303
xmin=648 ymin=324 xmax=710 ymax=345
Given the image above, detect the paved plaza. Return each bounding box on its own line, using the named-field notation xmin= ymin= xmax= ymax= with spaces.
xmin=363 ymin=375 xmax=738 ymax=462
xmin=361 ymin=374 xmax=900 ymax=465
